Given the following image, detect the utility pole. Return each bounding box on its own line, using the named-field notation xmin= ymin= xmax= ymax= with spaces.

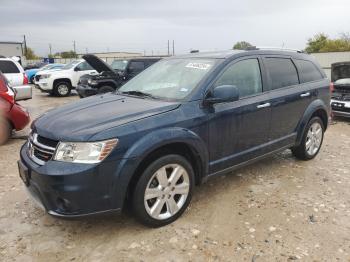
xmin=73 ymin=40 xmax=76 ymax=57
xmin=23 ymin=35 xmax=28 ymax=57
xmin=172 ymin=40 xmax=175 ymax=56
xmin=167 ymin=40 xmax=170 ymax=56
xmin=49 ymin=43 xmax=52 ymax=57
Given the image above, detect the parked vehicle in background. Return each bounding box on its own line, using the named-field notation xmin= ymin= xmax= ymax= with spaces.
xmin=330 ymin=62 xmax=350 ymax=117
xmin=0 ymin=72 xmax=30 ymax=145
xmin=19 ymin=49 xmax=330 ymax=227
xmin=0 ymin=57 xmax=29 ymax=87
xmin=26 ymin=63 xmax=65 ymax=83
xmin=24 ymin=61 xmax=47 ymax=70
xmin=0 ymin=57 xmax=32 ymax=100
xmin=35 ymin=60 xmax=97 ymax=97
xmin=77 ymin=55 xmax=161 ymax=98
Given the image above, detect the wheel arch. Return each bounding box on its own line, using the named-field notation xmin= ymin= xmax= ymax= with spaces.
xmin=112 ymin=128 xmax=209 ymax=209
xmin=295 ymin=99 xmax=329 ymax=146
xmin=53 ymin=78 xmax=72 ymax=88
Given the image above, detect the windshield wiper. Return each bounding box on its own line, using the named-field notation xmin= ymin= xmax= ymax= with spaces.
xmin=120 ymin=90 xmax=157 ymax=99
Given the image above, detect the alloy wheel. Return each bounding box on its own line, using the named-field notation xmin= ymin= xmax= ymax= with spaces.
xmin=57 ymin=84 xmax=69 ymax=96
xmin=305 ymin=122 xmax=323 ymax=156
xmin=144 ymin=164 xmax=190 ymax=220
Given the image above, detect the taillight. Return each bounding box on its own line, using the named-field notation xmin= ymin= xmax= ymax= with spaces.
xmin=23 ymin=73 xmax=29 ymax=85
xmin=0 ymin=74 xmax=7 ymax=93
xmin=330 ymin=82 xmax=334 ymax=93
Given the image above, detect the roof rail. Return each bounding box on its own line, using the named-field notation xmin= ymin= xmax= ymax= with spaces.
xmin=245 ymin=46 xmax=304 ymax=53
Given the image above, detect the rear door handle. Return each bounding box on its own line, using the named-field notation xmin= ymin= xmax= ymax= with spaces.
xmin=300 ymin=92 xmax=310 ymax=97
xmin=257 ymin=102 xmax=271 ymax=109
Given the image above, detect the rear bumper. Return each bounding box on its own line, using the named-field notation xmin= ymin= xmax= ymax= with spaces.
xmin=9 ymin=103 xmax=30 ymax=130
xmin=76 ymin=84 xmax=98 ymax=98
xmin=13 ymin=85 xmax=32 ymax=101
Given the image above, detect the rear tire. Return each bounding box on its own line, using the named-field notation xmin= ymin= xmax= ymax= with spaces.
xmin=53 ymin=81 xmax=71 ymax=97
xmin=0 ymin=118 xmax=11 ymax=145
xmin=98 ymin=86 xmax=115 ymax=94
xmin=132 ymin=154 xmax=194 ymax=227
xmin=292 ymin=116 xmax=324 ymax=160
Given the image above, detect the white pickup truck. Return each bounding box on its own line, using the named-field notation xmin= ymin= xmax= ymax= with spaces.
xmin=35 ymin=59 xmax=97 ymax=97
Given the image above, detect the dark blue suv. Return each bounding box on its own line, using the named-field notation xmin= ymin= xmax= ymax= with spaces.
xmin=18 ymin=49 xmax=330 ymax=227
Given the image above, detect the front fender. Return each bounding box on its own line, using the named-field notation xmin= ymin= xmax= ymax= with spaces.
xmin=110 ymin=127 xmax=209 ymax=209
xmin=295 ymin=99 xmax=329 ymax=145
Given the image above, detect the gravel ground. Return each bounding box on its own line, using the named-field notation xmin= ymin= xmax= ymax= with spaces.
xmin=0 ymin=88 xmax=349 ymax=262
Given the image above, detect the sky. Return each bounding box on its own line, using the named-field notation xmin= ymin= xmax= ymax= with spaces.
xmin=0 ymin=0 xmax=349 ymax=57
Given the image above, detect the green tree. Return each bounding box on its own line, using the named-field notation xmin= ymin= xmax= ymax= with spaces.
xmin=233 ymin=41 xmax=253 ymax=50
xmin=305 ymin=33 xmax=329 ymax=53
xmin=60 ymin=50 xmax=77 ymax=58
xmin=25 ymin=47 xmax=38 ymax=59
xmin=305 ymin=33 xmax=350 ymax=53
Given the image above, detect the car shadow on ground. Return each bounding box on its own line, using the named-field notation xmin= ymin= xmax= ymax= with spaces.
xmin=27 ymin=149 xmax=297 ymax=236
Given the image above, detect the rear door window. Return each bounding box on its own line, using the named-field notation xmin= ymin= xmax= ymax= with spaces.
xmin=0 ymin=60 xmax=20 ymax=74
xmin=214 ymin=58 xmax=262 ymax=98
xmin=294 ymin=59 xmax=323 ymax=83
xmin=264 ymin=58 xmax=299 ymax=90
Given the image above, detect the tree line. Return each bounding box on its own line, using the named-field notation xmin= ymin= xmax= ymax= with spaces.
xmin=232 ymin=33 xmax=350 ymax=53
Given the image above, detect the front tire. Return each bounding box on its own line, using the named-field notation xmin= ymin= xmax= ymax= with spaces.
xmin=132 ymin=154 xmax=194 ymax=227
xmin=53 ymin=81 xmax=71 ymax=97
xmin=292 ymin=116 xmax=324 ymax=160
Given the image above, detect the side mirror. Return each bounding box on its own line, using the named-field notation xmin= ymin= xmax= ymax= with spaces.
xmin=205 ymin=85 xmax=239 ymax=104
xmin=74 ymin=66 xmax=80 ymax=71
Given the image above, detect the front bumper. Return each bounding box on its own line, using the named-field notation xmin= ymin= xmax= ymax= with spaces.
xmin=19 ymin=143 xmax=122 ymax=217
xmin=35 ymin=79 xmax=52 ymax=92
xmin=331 ymin=99 xmax=350 ymax=118
xmin=76 ymin=84 xmax=98 ymax=98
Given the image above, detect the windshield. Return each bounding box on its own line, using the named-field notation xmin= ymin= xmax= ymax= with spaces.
xmin=119 ymin=58 xmax=216 ymax=100
xmin=111 ymin=60 xmax=128 ymax=70
xmin=62 ymin=60 xmax=80 ymax=70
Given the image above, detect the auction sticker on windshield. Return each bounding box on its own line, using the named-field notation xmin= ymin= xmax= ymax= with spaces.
xmin=186 ymin=63 xmax=211 ymax=70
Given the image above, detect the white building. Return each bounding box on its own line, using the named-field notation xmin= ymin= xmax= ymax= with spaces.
xmin=311 ymin=51 xmax=350 ymax=79
xmin=0 ymin=41 xmax=24 ymax=59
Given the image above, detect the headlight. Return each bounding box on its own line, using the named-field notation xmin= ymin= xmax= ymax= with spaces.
xmin=40 ymin=74 xmax=51 ymax=79
xmin=87 ymin=79 xmax=98 ymax=85
xmin=53 ymin=139 xmax=118 ymax=164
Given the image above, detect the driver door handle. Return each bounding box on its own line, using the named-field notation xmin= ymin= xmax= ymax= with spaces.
xmin=300 ymin=92 xmax=310 ymax=97
xmin=257 ymin=102 xmax=271 ymax=109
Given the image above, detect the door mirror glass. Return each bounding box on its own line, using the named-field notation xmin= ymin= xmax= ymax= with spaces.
xmin=205 ymin=85 xmax=239 ymax=104
xmin=74 ymin=66 xmax=80 ymax=71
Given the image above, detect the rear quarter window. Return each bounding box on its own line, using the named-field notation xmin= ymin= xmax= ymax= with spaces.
xmin=294 ymin=59 xmax=323 ymax=83
xmin=0 ymin=60 xmax=20 ymax=74
xmin=264 ymin=58 xmax=299 ymax=90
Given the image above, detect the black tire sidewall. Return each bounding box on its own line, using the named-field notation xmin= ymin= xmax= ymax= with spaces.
xmin=132 ymin=154 xmax=195 ymax=227
xmin=301 ymin=116 xmax=325 ymax=160
xmin=54 ymin=81 xmax=71 ymax=97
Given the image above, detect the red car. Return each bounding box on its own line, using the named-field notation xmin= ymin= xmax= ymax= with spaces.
xmin=0 ymin=72 xmax=30 ymax=145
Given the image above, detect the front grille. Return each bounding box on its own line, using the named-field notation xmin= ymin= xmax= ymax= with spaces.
xmin=28 ymin=133 xmax=58 ymax=165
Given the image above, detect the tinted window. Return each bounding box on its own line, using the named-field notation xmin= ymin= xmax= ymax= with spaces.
xmin=129 ymin=61 xmax=145 ymax=71
xmin=265 ymin=58 xmax=299 ymax=89
xmin=295 ymin=59 xmax=323 ymax=83
xmin=76 ymin=61 xmax=93 ymax=71
xmin=0 ymin=61 xmax=20 ymax=73
xmin=214 ymin=59 xmax=262 ymax=98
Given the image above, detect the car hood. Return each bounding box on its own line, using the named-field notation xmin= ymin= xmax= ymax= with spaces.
xmin=83 ymin=54 xmax=117 ymax=75
xmin=34 ymin=93 xmax=180 ymax=141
